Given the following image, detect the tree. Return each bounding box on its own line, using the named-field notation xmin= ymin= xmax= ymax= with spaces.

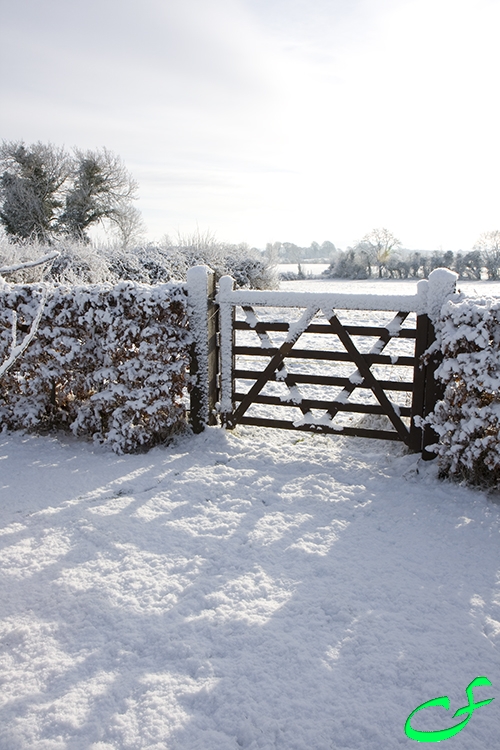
xmin=356 ymin=228 xmax=402 ymax=278
xmin=0 ymin=141 xmax=141 ymax=245
xmin=281 ymin=242 xmax=302 ymax=264
xmin=474 ymin=231 xmax=500 ymax=280
xmin=386 ymin=256 xmax=410 ymax=279
xmin=443 ymin=250 xmax=455 ymax=269
xmin=320 ymin=240 xmax=337 ymax=259
xmin=0 ymin=141 xmax=71 ymax=242
xmin=308 ymin=241 xmax=321 ymax=258
xmin=113 ymin=205 xmax=146 ymax=250
xmin=461 ymin=249 xmax=483 ymax=280
xmin=454 ymin=252 xmax=467 ymax=279
xmin=58 ymin=148 xmax=139 ymax=242
xmin=325 ymin=248 xmax=370 ymax=279
xmin=263 ymin=242 xmax=281 ymax=266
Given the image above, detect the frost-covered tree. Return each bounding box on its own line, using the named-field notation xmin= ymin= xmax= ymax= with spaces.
xmin=426 ymin=296 xmax=500 ymax=487
xmin=357 ymin=228 xmax=402 ymax=278
xmin=0 ymin=141 xmax=142 ymax=245
xmin=452 ymin=249 xmax=483 ymax=280
xmin=386 ymin=256 xmax=410 ymax=279
xmin=474 ymin=230 xmax=500 ymax=280
xmin=58 ymin=148 xmax=139 ymax=242
xmin=113 ymin=204 xmax=146 ymax=250
xmin=462 ymin=249 xmax=483 ymax=280
xmin=407 ymin=252 xmax=423 ymax=278
xmin=320 ymin=240 xmax=337 ymax=258
xmin=0 ymin=141 xmax=71 ymax=242
xmin=324 ymin=248 xmax=370 ymax=279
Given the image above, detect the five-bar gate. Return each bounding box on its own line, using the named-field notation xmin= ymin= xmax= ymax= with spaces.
xmin=188 ymin=267 xmax=457 ymax=457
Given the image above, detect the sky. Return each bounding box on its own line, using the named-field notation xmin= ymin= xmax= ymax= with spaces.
xmin=1 ymin=0 xmax=500 ymax=251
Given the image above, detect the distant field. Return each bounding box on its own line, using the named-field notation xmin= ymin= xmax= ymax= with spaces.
xmin=277 ymin=263 xmax=330 ymax=276
xmin=279 ymin=275 xmax=500 ymax=297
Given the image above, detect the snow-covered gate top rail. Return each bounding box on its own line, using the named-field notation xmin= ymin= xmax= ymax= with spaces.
xmin=214 ymin=268 xmax=457 ymax=456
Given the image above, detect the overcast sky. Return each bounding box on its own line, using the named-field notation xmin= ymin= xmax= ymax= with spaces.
xmin=1 ymin=0 xmax=499 ymax=250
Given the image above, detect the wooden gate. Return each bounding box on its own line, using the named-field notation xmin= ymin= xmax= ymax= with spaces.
xmin=188 ymin=267 xmax=457 ymax=457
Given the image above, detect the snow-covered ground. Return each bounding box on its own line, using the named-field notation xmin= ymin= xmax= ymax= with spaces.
xmin=1 ymin=276 xmax=499 ymax=749
xmin=1 ymin=426 xmax=499 ymax=749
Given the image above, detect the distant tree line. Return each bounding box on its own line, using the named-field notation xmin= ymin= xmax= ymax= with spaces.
xmin=264 ymin=240 xmax=337 ymax=264
xmin=323 ymin=228 xmax=500 ymax=281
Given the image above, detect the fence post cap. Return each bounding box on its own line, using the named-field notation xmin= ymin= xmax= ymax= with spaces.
xmin=218 ymin=275 xmax=235 ymax=295
xmin=187 ymin=265 xmax=211 ymax=284
xmin=427 ymin=267 xmax=457 ymax=323
xmin=428 ymin=267 xmax=458 ymax=285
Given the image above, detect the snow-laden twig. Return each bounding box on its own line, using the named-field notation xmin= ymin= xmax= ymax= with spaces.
xmin=0 ymin=250 xmax=60 ymax=276
xmin=0 ymin=285 xmax=48 ymax=378
xmin=0 ymin=252 xmax=58 ymax=379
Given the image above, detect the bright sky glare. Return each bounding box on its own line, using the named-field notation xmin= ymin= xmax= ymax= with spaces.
xmin=1 ymin=0 xmax=499 ymax=251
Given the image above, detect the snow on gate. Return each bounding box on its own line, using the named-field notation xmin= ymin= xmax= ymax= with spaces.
xmin=187 ymin=267 xmax=457 ymax=456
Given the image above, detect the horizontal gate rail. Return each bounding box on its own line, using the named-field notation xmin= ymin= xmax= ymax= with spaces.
xmin=233 ymin=347 xmax=416 ymax=366
xmin=236 ymin=416 xmax=405 ymax=441
xmin=215 ymin=270 xmax=458 ymax=455
xmin=234 ymin=320 xmax=418 ymax=338
xmin=233 ymin=392 xmax=412 ymax=417
xmin=233 ymin=370 xmax=414 ymax=391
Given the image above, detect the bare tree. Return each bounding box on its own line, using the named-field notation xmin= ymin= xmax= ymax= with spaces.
xmin=58 ymin=148 xmax=139 ymax=242
xmin=113 ymin=205 xmax=146 ymax=250
xmin=357 ymin=228 xmax=402 ymax=278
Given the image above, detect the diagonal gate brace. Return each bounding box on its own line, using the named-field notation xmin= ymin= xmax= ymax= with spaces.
xmin=226 ymin=305 xmax=319 ymax=428
xmin=324 ymin=311 xmax=408 ymax=423
xmin=326 ymin=313 xmax=410 ymax=442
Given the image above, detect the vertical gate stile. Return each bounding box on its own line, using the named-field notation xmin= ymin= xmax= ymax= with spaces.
xmin=187 ymin=265 xmax=217 ymax=433
xmin=206 ymin=269 xmax=219 ymax=426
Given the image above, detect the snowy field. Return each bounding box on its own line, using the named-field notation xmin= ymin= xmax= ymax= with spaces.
xmin=1 ymin=277 xmax=499 ymax=749
xmin=279 ymin=275 xmax=500 ymax=297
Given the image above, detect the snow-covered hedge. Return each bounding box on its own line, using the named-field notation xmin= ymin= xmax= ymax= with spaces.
xmin=427 ymin=296 xmax=500 ymax=486
xmin=0 ymin=234 xmax=279 ymax=289
xmin=0 ymin=281 xmax=191 ymax=453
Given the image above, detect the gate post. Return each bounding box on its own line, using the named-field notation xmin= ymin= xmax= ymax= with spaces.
xmin=187 ymin=266 xmax=218 ymax=433
xmin=413 ymin=268 xmax=457 ymax=459
xmin=217 ymin=275 xmax=235 ymax=427
xmin=410 ymin=311 xmax=441 ymax=458
xmin=408 ymin=304 xmax=430 ymax=454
